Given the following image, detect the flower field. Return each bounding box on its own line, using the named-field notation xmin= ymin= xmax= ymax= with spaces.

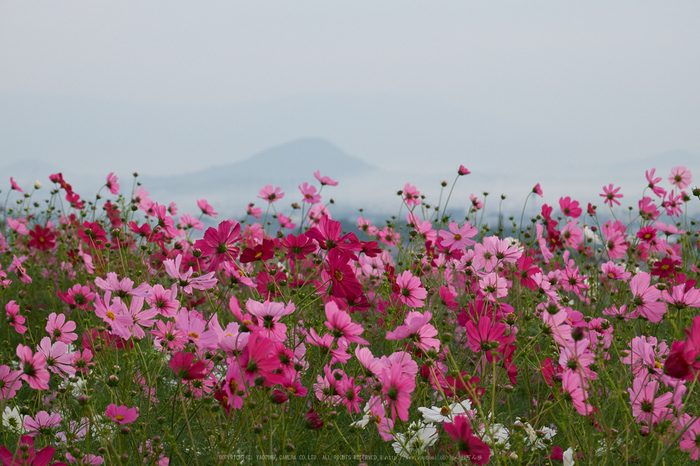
xmin=1 ymin=165 xmax=699 ymax=465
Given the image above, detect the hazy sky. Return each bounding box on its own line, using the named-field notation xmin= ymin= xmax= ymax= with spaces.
xmin=1 ymin=1 xmax=699 ymax=181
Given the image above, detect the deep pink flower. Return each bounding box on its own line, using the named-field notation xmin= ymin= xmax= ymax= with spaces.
xmin=443 ymin=414 xmax=490 ymax=464
xmin=9 ymin=177 xmax=22 ymax=192
xmin=0 ymin=435 xmax=66 ymax=466
xmin=561 ymin=369 xmax=593 ymax=415
xmin=281 ymin=233 xmax=316 ymax=260
xmin=379 ymin=363 xmax=415 ymax=422
xmin=196 ymin=199 xmax=218 ymax=218
xmin=630 ymin=272 xmax=666 ymax=323
xmin=395 ymin=271 xmax=427 ymax=308
xmin=559 ymin=196 xmax=582 ymax=218
xmin=170 ymin=352 xmax=207 ymax=380
xmin=0 ymin=364 xmax=22 ymax=399
xmin=6 ymin=300 xmax=26 ymax=334
xmin=105 ymin=404 xmax=139 ymax=424
xmin=17 ymin=344 xmax=50 ymax=390
xmin=105 ymin=172 xmax=119 ymax=195
xmin=239 ymin=239 xmax=275 ymax=264
xmin=194 ymin=220 xmax=242 ymax=271
xmin=600 ymin=184 xmax=623 ymax=207
xmin=323 ymin=301 xmax=368 ymax=345
xmin=532 ymin=183 xmax=543 ymax=197
xmin=646 ymin=168 xmax=666 ymax=198
xmin=28 ymin=225 xmax=56 ymax=251
xmin=628 ymin=376 xmax=672 ymax=424
xmin=458 ymin=165 xmax=471 ymax=176
xmin=11 ymin=255 xmax=32 ymax=284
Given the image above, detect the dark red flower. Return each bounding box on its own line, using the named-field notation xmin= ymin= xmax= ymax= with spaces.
xmin=443 ymin=415 xmax=490 ymax=464
xmin=240 ymin=239 xmax=275 ymax=264
xmin=28 ymin=225 xmax=56 ymax=251
xmin=304 ymin=409 xmax=324 ymax=430
xmin=77 ymin=221 xmax=108 ymax=249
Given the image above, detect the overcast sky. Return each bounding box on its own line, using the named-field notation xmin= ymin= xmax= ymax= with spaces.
xmin=1 ymin=1 xmax=699 ymax=187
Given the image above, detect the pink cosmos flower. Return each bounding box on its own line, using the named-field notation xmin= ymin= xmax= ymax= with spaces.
xmin=646 ymin=168 xmax=667 ymax=198
xmin=628 ymin=376 xmax=672 ymax=424
xmin=37 ymin=337 xmax=75 ymax=379
xmin=94 ymin=292 xmax=133 ymax=340
xmin=470 ymin=193 xmax=483 ymax=210
xmin=600 ymin=184 xmax=623 ymax=207
xmin=11 ymin=255 xmax=32 ymax=284
xmin=146 ymin=284 xmax=180 ymax=317
xmin=395 ymin=271 xmax=427 ymax=308
xmin=629 ymin=272 xmax=666 ymax=323
xmin=439 ymin=221 xmax=477 ymax=252
xmin=258 ymin=185 xmax=285 ymax=203
xmin=533 ymin=183 xmax=543 ymax=197
xmin=313 ymin=171 xmax=338 ymax=186
xmin=0 ymin=364 xmax=22 ymax=399
xmin=378 ymin=363 xmax=415 ymax=422
xmin=46 ymin=312 xmax=78 ymax=344
xmin=6 ymin=300 xmax=27 ymax=334
xmin=196 ymin=199 xmax=218 ymax=218
xmin=443 ymin=414 xmax=490 ymax=464
xmin=403 ymin=183 xmax=421 ymax=207
xmin=323 ymin=301 xmax=368 ymax=345
xmin=662 ymin=284 xmax=700 ymax=309
xmin=352 ymin=395 xmax=394 ymax=441
xmin=95 ymin=272 xmax=151 ymax=298
xmin=247 ymin=203 xmax=262 ymax=219
xmin=105 ymin=404 xmax=139 ymax=424
xmin=277 ymin=213 xmax=296 ymax=229
xmin=299 ymin=182 xmax=321 ymax=204
xmin=9 ymin=176 xmax=22 ymax=192
xmin=559 ymin=197 xmax=582 ymax=218
xmin=680 ymin=416 xmax=700 ymax=460
xmin=458 ymin=165 xmax=471 ymax=176
xmin=479 ymin=272 xmax=508 ymax=302
xmin=386 ymin=311 xmax=440 ymax=353
xmin=7 ymin=217 xmax=29 ymax=235
xmin=663 ymin=190 xmax=684 ymax=217
xmin=669 ymin=166 xmax=692 ymax=189
xmin=105 ymin=172 xmax=119 ymax=195
xmin=194 ymin=220 xmax=242 ymax=271
xmin=163 ymin=254 xmax=217 ymax=294
xmin=0 ymin=435 xmax=64 ymax=466
xmin=178 ymin=213 xmax=204 ymax=231
xmin=151 ymin=320 xmax=188 ymax=351
xmin=24 ymin=410 xmax=62 ymax=436
xmin=17 ymin=344 xmax=50 ymax=390
xmin=561 ymin=369 xmax=593 ymax=415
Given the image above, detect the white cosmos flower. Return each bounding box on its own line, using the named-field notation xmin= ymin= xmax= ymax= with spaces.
xmin=3 ymin=406 xmax=25 ymax=434
xmin=417 ymin=399 xmax=472 ymax=423
xmin=392 ymin=421 xmax=438 ymax=458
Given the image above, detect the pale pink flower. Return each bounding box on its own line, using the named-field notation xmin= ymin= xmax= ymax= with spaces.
xmin=37 ymin=337 xmax=75 ymax=379
xmin=628 ymin=376 xmax=672 ymax=424
xmin=0 ymin=364 xmax=22 ymax=399
xmin=438 ymin=221 xmax=477 ymax=252
xmin=669 ymin=166 xmax=692 ymax=190
xmin=314 ymin=171 xmax=338 ymax=186
xmin=178 ymin=213 xmax=204 ymax=231
xmin=23 ymin=410 xmax=62 ymax=436
xmin=479 ymin=272 xmax=508 ymax=302
xmin=46 ymin=312 xmax=78 ymax=344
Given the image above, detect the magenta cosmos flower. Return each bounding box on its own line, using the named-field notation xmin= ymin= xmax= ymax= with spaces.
xmin=314 ymin=170 xmax=338 ymax=186
xmin=395 ymin=271 xmax=427 ymax=308
xmin=194 ymin=220 xmax=242 ymax=271
xmin=600 ymin=184 xmax=623 ymax=207
xmin=105 ymin=404 xmax=139 ymax=424
xmin=258 ymin=185 xmax=284 ymax=203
